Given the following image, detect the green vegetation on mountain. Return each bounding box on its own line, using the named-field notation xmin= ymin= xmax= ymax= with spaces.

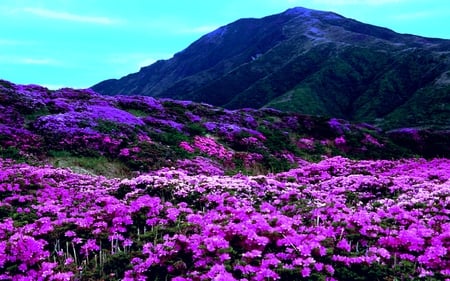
xmin=92 ymin=7 xmax=450 ymax=130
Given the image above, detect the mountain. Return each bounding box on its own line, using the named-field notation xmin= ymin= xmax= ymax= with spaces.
xmin=92 ymin=7 xmax=450 ymax=130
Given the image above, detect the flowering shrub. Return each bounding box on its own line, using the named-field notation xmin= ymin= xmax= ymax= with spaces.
xmin=143 ymin=116 xmax=184 ymax=132
xmin=334 ymin=136 xmax=346 ymax=146
xmin=297 ymin=137 xmax=315 ymax=150
xmin=240 ymin=136 xmax=263 ymax=148
xmin=116 ymin=95 xmax=164 ymax=113
xmin=0 ymin=157 xmax=449 ymax=280
xmin=0 ymin=125 xmax=42 ymax=156
xmin=234 ymin=152 xmax=264 ymax=171
xmin=362 ymin=133 xmax=383 ymax=147
xmin=193 ymin=136 xmax=233 ymax=162
xmin=185 ymin=112 xmax=202 ymax=123
xmin=328 ymin=118 xmax=350 ymax=135
xmin=179 ymin=141 xmax=195 ymax=153
xmin=176 ymin=157 xmax=225 ymax=176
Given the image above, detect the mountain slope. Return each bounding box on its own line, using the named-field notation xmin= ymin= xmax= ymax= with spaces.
xmin=0 ymin=79 xmax=416 ymax=175
xmin=92 ymin=7 xmax=450 ymax=129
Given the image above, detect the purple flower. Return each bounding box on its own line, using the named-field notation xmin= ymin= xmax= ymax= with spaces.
xmin=64 ymin=230 xmax=76 ymax=238
xmin=336 ymin=239 xmax=351 ymax=252
xmin=301 ymin=267 xmax=311 ymax=278
xmin=203 ymin=122 xmax=217 ymax=131
xmin=81 ymin=239 xmax=100 ymax=255
xmin=334 ymin=136 xmax=346 ymax=146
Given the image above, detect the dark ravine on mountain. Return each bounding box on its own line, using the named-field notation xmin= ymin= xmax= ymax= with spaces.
xmin=92 ymin=7 xmax=450 ymax=130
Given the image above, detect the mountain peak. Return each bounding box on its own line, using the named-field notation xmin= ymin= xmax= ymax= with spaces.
xmin=92 ymin=7 xmax=450 ymax=130
xmin=283 ymin=6 xmax=314 ymax=15
xmin=283 ymin=6 xmax=345 ymax=21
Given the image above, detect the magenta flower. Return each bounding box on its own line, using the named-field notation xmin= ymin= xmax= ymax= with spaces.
xmin=64 ymin=230 xmax=76 ymax=238
xmin=334 ymin=136 xmax=346 ymax=146
xmin=336 ymin=239 xmax=351 ymax=252
xmin=301 ymin=267 xmax=311 ymax=278
xmin=179 ymin=141 xmax=195 ymax=153
xmin=80 ymin=239 xmax=100 ymax=255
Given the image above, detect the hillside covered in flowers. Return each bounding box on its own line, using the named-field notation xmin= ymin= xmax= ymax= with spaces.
xmin=0 ymin=80 xmax=449 ymax=280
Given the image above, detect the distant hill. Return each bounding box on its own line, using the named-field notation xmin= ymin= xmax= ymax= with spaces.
xmin=92 ymin=7 xmax=450 ymax=130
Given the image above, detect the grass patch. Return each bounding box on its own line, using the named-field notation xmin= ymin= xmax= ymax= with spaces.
xmin=125 ymin=108 xmax=148 ymax=117
xmin=24 ymin=107 xmax=50 ymax=122
xmin=50 ymin=154 xmax=131 ymax=178
xmin=0 ymin=146 xmax=26 ymax=162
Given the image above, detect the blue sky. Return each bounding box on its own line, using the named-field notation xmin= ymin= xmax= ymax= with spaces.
xmin=1 ymin=0 xmax=449 ymax=89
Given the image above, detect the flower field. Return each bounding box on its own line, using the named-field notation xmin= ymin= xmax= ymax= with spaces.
xmin=0 ymin=157 xmax=449 ymax=280
xmin=0 ymin=80 xmax=449 ymax=280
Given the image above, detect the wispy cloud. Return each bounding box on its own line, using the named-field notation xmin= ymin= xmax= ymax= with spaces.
xmin=0 ymin=56 xmax=60 ymax=65
xmin=106 ymin=52 xmax=173 ymax=71
xmin=138 ymin=18 xmax=219 ymax=36
xmin=391 ymin=10 xmax=450 ymax=20
xmin=22 ymin=7 xmax=119 ymax=25
xmin=0 ymin=39 xmax=29 ymax=46
xmin=136 ymin=58 xmax=158 ymax=69
xmin=179 ymin=25 xmax=219 ymax=34
xmin=41 ymin=83 xmax=70 ymax=90
xmin=18 ymin=57 xmax=59 ymax=65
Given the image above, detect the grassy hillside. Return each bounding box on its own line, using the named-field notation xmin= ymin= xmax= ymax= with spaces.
xmin=0 ymin=80 xmax=422 ymax=177
xmin=92 ymin=7 xmax=450 ymax=130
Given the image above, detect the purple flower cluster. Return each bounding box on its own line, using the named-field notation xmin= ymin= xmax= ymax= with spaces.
xmin=0 ymin=156 xmax=449 ymax=280
xmin=116 ymin=95 xmax=165 ymax=112
xmin=34 ymin=104 xmax=144 ymax=136
xmin=176 ymin=157 xmax=225 ymax=176
xmin=193 ymin=136 xmax=233 ymax=161
xmin=180 ymin=136 xmax=234 ymax=163
xmin=328 ymin=118 xmax=350 ymax=135
xmin=297 ymin=138 xmax=315 ymax=150
xmin=143 ymin=116 xmax=184 ymax=132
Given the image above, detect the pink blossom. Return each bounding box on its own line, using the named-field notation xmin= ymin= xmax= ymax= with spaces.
xmin=334 ymin=136 xmax=346 ymax=146
xmin=119 ymin=148 xmax=130 ymax=157
xmin=301 ymin=267 xmax=311 ymax=277
xmin=179 ymin=141 xmax=195 ymax=153
xmin=336 ymin=239 xmax=351 ymax=252
xmin=80 ymin=239 xmax=100 ymax=255
xmin=297 ymin=138 xmax=315 ymax=150
xmin=64 ymin=230 xmax=76 ymax=238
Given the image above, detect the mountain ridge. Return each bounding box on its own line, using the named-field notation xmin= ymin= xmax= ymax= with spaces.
xmin=92 ymin=7 xmax=450 ymax=129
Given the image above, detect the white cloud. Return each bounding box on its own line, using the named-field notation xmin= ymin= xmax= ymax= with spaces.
xmin=41 ymin=84 xmax=68 ymax=90
xmin=137 ymin=58 xmax=158 ymax=68
xmin=0 ymin=56 xmax=60 ymax=65
xmin=0 ymin=39 xmax=28 ymax=46
xmin=179 ymin=25 xmax=219 ymax=34
xmin=106 ymin=52 xmax=173 ymax=72
xmin=18 ymin=57 xmax=59 ymax=65
xmin=391 ymin=10 xmax=450 ymax=20
xmin=22 ymin=7 xmax=119 ymax=25
xmin=138 ymin=18 xmax=219 ymax=36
